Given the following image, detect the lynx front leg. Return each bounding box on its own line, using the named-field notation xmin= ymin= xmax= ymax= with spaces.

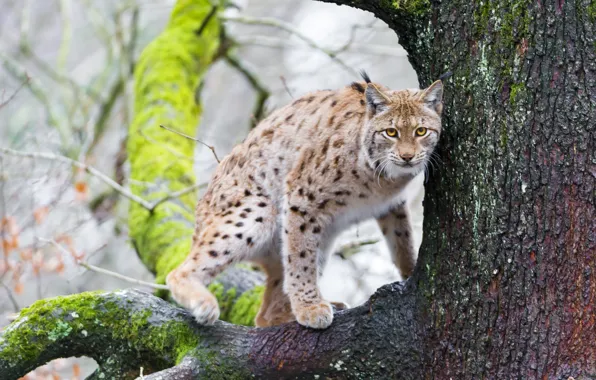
xmin=377 ymin=203 xmax=418 ymax=279
xmin=282 ymin=208 xmax=333 ymax=329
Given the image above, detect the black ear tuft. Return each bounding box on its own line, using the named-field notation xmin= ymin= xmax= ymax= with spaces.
xmin=438 ymin=71 xmax=453 ymax=81
xmin=360 ymin=70 xmax=371 ymax=84
xmin=351 ymin=82 xmax=365 ymax=93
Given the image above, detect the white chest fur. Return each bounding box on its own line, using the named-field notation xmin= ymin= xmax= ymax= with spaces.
xmin=329 ymin=173 xmax=425 ymax=236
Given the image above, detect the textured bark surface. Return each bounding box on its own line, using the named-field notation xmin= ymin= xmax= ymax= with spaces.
xmin=1 ymin=1 xmax=594 ymax=379
xmin=326 ymin=0 xmax=596 ymax=378
xmin=0 ymin=286 xmax=423 ymax=379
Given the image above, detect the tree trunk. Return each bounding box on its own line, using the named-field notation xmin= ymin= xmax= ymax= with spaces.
xmin=1 ymin=0 xmax=594 ymax=379
xmin=332 ymin=0 xmax=596 ymax=377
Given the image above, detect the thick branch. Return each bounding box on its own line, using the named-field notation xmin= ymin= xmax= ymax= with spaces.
xmin=0 ymin=281 xmax=422 ymax=379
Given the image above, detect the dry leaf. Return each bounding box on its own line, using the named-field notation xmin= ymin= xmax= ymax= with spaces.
xmin=19 ymin=249 xmax=33 ymax=261
xmin=73 ymin=363 xmax=81 ymax=377
xmin=43 ymin=256 xmax=65 ymax=274
xmin=33 ymin=206 xmax=49 ymax=224
xmin=74 ymin=181 xmax=89 ymax=201
xmin=32 ymin=250 xmax=44 ymax=275
xmin=0 ymin=216 xmax=18 ymax=235
xmin=14 ymin=282 xmax=23 ymax=295
xmin=2 ymin=236 xmax=18 ymax=253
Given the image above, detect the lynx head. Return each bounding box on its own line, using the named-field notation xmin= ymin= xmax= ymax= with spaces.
xmin=361 ymin=73 xmax=443 ymax=179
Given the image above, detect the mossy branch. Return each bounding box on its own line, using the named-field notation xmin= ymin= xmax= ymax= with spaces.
xmin=0 ymin=266 xmax=265 ymax=378
xmin=0 ymin=289 xmax=201 ymax=379
xmin=127 ymin=0 xmax=221 ymax=285
xmin=0 ymin=282 xmax=421 ymax=379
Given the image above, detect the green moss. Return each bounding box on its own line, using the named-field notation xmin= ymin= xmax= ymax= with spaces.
xmin=395 ymin=0 xmax=430 ymax=15
xmin=509 ymin=83 xmax=525 ymax=105
xmin=0 ymin=291 xmax=104 ymax=366
xmin=500 ymin=123 xmax=508 ymax=148
xmin=227 ymin=285 xmax=264 ymax=326
xmin=587 ymin=0 xmax=596 ymax=22
xmin=379 ymin=0 xmax=430 ymax=16
xmin=127 ymin=0 xmax=221 ymax=284
xmin=207 ymin=282 xmax=264 ymax=326
xmin=208 ymin=282 xmax=237 ymax=320
xmin=0 ymin=291 xmax=200 ymax=372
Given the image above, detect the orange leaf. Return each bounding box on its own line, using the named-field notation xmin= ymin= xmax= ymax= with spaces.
xmin=73 ymin=250 xmax=85 ymax=261
xmin=1 ymin=216 xmax=19 ymax=235
xmin=33 ymin=206 xmax=49 ymax=224
xmin=1 ymin=236 xmax=18 ymax=253
xmin=44 ymin=256 xmax=65 ymax=274
xmin=73 ymin=363 xmax=81 ymax=377
xmin=19 ymin=249 xmax=33 ymax=261
xmin=56 ymin=235 xmax=73 ymax=246
xmin=14 ymin=282 xmax=23 ymax=295
xmin=74 ymin=181 xmax=89 ymax=201
xmin=9 ymin=235 xmax=19 ymax=250
xmin=55 ymin=260 xmax=65 ymax=273
xmin=2 ymin=239 xmax=12 ymax=254
xmin=32 ymin=250 xmax=43 ymax=275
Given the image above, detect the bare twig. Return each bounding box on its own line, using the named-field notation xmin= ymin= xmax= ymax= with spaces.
xmin=149 ymin=183 xmax=207 ymax=212
xmin=40 ymin=238 xmax=169 ymax=291
xmin=220 ymin=15 xmax=358 ymax=76
xmin=224 ymin=53 xmax=270 ymax=126
xmin=0 ymin=147 xmax=154 ymax=209
xmin=233 ymin=36 xmax=407 ymax=58
xmin=0 ymin=280 xmax=20 ymax=312
xmin=280 ymin=76 xmax=294 ymax=99
xmin=85 ymin=78 xmax=125 ymax=157
xmin=159 ymin=124 xmax=220 ymax=163
xmin=0 ymin=78 xmax=29 ymax=110
xmin=0 ymin=54 xmax=68 ymax=144
xmin=18 ymin=45 xmax=101 ymax=101
xmin=57 ymin=0 xmax=73 ymax=72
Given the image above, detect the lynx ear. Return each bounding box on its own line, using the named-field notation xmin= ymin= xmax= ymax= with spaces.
xmin=420 ymin=80 xmax=443 ymax=114
xmin=365 ymin=84 xmax=391 ymax=115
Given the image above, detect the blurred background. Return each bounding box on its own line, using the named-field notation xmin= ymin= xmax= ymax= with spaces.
xmin=0 ymin=0 xmax=418 ymax=377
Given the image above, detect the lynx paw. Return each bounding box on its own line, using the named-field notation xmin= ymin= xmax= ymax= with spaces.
xmin=294 ymin=301 xmax=333 ymax=329
xmin=189 ymin=294 xmax=220 ymax=325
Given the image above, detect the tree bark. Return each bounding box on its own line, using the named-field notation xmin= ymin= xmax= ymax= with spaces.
xmin=0 ymin=286 xmax=423 ymax=379
xmin=323 ymin=0 xmax=596 ymax=377
xmin=1 ymin=0 xmax=594 ymax=379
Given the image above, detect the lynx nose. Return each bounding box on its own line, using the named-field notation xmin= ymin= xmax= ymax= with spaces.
xmin=400 ymin=153 xmax=414 ymax=162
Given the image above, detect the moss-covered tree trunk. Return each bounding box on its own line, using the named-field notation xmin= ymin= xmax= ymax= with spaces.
xmin=1 ymin=0 xmax=594 ymax=379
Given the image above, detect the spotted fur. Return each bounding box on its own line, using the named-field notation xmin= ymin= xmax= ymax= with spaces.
xmin=167 ymin=74 xmax=444 ymax=329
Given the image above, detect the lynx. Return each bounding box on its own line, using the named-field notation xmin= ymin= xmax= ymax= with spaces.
xmin=167 ymin=73 xmax=443 ymax=329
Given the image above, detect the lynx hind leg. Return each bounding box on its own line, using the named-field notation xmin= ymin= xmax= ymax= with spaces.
xmin=167 ymin=199 xmax=277 ymax=325
xmin=376 ymin=204 xmax=417 ymax=279
xmin=254 ymin=256 xmax=295 ymax=327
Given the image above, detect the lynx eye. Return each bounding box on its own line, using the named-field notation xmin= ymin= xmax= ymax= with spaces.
xmin=415 ymin=127 xmax=428 ymax=136
xmin=385 ymin=128 xmax=398 ymax=137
